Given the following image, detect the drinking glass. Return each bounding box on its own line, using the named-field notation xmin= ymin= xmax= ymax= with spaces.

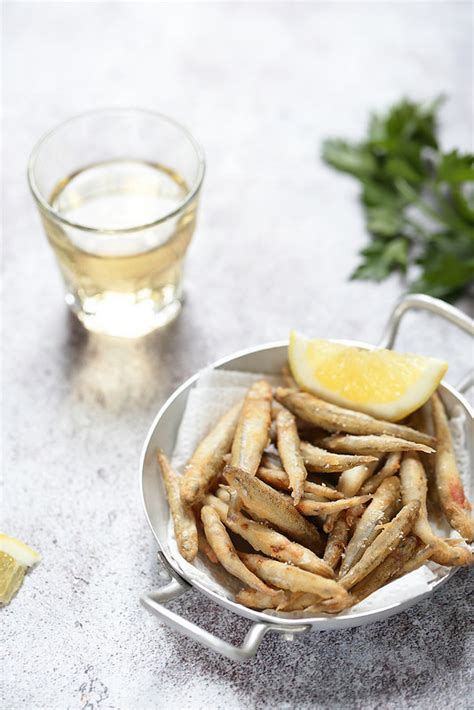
xmin=28 ymin=109 xmax=205 ymax=337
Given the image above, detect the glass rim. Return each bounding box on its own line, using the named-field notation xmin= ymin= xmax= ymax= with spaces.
xmin=27 ymin=107 xmax=206 ymax=235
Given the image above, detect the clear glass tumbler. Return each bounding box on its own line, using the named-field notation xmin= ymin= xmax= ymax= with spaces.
xmin=28 ymin=109 xmax=205 ymax=337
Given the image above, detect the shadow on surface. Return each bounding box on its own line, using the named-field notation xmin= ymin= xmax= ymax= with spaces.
xmin=56 ymin=304 xmax=211 ymax=416
xmin=146 ymin=564 xmax=473 ymax=709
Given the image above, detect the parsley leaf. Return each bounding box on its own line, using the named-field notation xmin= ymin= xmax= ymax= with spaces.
xmin=351 ymin=238 xmax=409 ymax=281
xmin=322 ymin=140 xmax=377 ymax=179
xmin=412 ymin=232 xmax=474 ymax=299
xmin=322 ymin=97 xmax=474 ymax=301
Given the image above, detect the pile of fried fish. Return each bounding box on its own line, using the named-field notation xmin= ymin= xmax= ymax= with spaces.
xmin=157 ymin=372 xmax=473 ymax=614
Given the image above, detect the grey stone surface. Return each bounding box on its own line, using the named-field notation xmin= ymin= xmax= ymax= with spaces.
xmin=2 ymin=2 xmax=473 ymax=709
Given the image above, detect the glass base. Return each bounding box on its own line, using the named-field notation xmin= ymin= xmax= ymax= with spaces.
xmin=66 ymin=290 xmax=182 ymax=338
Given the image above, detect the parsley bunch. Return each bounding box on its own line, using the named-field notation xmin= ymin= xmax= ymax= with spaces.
xmin=322 ymin=97 xmax=474 ymax=301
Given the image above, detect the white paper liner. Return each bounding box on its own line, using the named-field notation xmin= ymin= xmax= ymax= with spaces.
xmin=197 ymin=366 xmax=282 ymax=389
xmin=166 ymin=368 xmax=472 ymax=618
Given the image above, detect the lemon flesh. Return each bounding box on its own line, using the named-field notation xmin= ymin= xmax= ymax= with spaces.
xmin=0 ymin=535 xmax=41 ymax=605
xmin=0 ymin=552 xmax=26 ymax=604
xmin=289 ymin=332 xmax=448 ymax=422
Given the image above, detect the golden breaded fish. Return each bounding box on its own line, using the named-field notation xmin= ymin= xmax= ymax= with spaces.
xmin=431 ymin=393 xmax=474 ymax=543
xmin=204 ymin=493 xmax=333 ymax=577
xmin=400 ymin=451 xmax=472 ymax=566
xmin=339 ymin=476 xmax=401 ymax=577
xmin=230 ymin=380 xmax=273 ymax=475
xmin=276 ymin=407 xmax=308 ymax=504
xmin=180 ymin=401 xmax=242 ymax=506
xmin=275 ymin=388 xmax=436 ymax=446
xmin=223 ymin=465 xmax=323 ymax=554
xmin=239 ymin=553 xmax=349 ymax=602
xmin=319 ymin=433 xmax=435 ymax=456
xmin=300 ymin=441 xmax=377 ymax=472
xmin=339 ymin=501 xmax=420 ymax=590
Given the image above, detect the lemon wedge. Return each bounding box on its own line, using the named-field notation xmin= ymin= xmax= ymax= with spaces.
xmin=288 ymin=332 xmax=448 ymax=422
xmin=0 ymin=534 xmax=41 ymax=605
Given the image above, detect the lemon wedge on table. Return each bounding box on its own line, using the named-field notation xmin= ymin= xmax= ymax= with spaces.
xmin=288 ymin=332 xmax=448 ymax=422
xmin=0 ymin=534 xmax=41 ymax=605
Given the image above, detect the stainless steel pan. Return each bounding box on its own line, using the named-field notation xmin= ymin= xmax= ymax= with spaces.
xmin=140 ymin=294 xmax=473 ymax=661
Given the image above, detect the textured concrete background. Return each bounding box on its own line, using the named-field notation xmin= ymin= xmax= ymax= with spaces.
xmin=2 ymin=2 xmax=473 ymax=709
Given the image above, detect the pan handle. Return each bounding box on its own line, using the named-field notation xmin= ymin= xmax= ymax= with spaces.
xmin=456 ymin=372 xmax=474 ymax=395
xmin=379 ymin=294 xmax=474 ymax=350
xmin=141 ymin=553 xmax=310 ymax=662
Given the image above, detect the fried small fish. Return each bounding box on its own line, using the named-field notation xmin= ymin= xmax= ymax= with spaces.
xmin=276 ymin=407 xmax=308 ymax=504
xmin=393 ymin=542 xmax=435 ymax=579
xmin=257 ymin=466 xmax=343 ymax=500
xmin=319 ymin=433 xmax=435 ymax=456
xmin=180 ymin=401 xmax=242 ymax=506
xmin=300 ymin=441 xmax=377 ymax=473
xmin=275 ymin=388 xmax=435 ymax=446
xmin=204 ymin=493 xmax=333 ymax=577
xmin=294 ymin=494 xmax=372 ymax=516
xmin=350 ymin=536 xmax=419 ymax=604
xmin=360 ymin=453 xmax=402 ymax=495
xmin=323 ymin=513 xmax=350 ymax=569
xmin=323 ymin=461 xmax=379 ymax=534
xmin=339 ymin=476 xmax=401 ymax=577
xmin=400 ymin=451 xmax=472 ymax=566
xmin=157 ymin=449 xmax=198 ymax=562
xmin=223 ymin=465 xmax=323 ymax=554
xmin=339 ymin=501 xmax=420 ymax=590
xmin=431 ymin=393 xmax=474 ymax=542
xmin=230 ymin=380 xmax=273 ymax=475
xmin=235 ymin=588 xmax=285 ymax=610
xmin=200 ymin=506 xmax=277 ymax=594
xmin=239 ymin=553 xmax=349 ymax=602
